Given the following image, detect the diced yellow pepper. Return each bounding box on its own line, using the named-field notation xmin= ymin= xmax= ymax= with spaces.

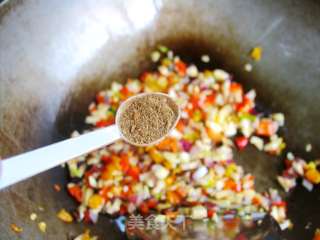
xmin=82 ymin=230 xmax=94 ymax=240
xmin=88 ymin=194 xmax=104 ymax=209
xmin=204 ymin=70 xmax=214 ymax=78
xmin=57 ymin=209 xmax=73 ymax=223
xmin=305 ymin=169 xmax=320 ymax=184
xmin=193 ymin=110 xmax=202 ymax=122
xmin=10 ymin=224 xmax=23 ymax=233
xmin=163 ymin=161 xmax=173 ymax=170
xmin=250 ymin=46 xmax=263 ymax=61
xmin=150 ymin=149 xmax=164 ymax=163
xmin=158 ymin=76 xmax=168 ymax=89
xmin=161 ymin=58 xmax=172 ymax=67
xmin=165 ymin=176 xmax=175 ymax=186
xmin=225 ymin=163 xmax=237 ymax=177
xmin=306 ymin=162 xmax=317 ymax=170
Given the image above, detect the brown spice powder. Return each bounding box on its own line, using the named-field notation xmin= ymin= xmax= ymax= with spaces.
xmin=118 ymin=94 xmax=179 ymax=145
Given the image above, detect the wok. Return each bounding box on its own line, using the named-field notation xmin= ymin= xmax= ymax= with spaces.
xmin=0 ymin=0 xmax=319 ymax=239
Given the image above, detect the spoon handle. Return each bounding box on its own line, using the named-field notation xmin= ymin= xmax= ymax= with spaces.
xmin=0 ymin=125 xmax=120 ymax=190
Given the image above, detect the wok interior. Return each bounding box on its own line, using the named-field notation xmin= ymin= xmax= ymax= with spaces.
xmin=0 ymin=0 xmax=319 ymax=239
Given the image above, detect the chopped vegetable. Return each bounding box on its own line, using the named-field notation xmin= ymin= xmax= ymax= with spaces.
xmin=250 ymin=46 xmax=263 ymax=61
xmin=38 ymin=222 xmax=47 ymax=233
xmin=151 ymin=51 xmax=161 ymax=62
xmin=74 ymin=230 xmax=98 ymax=240
xmin=191 ymin=205 xmax=208 ymax=219
xmin=201 ymin=55 xmax=210 ymax=63
xmin=256 ymin=119 xmax=278 ymax=137
xmin=54 ymin=184 xmax=61 ymax=192
xmin=88 ymin=194 xmax=104 ymax=209
xmin=305 ymin=168 xmax=320 ymax=184
xmin=244 ymin=63 xmax=253 ymax=72
xmin=57 ymin=209 xmax=74 ymax=223
xmin=64 ymin=47 xmax=320 ymax=232
xmin=30 ymin=213 xmax=37 ymax=221
xmin=305 ymin=143 xmax=312 ymax=152
xmin=10 ymin=223 xmax=23 ymax=233
xmin=235 ymin=136 xmax=249 ymax=150
xmin=68 ymin=184 xmax=83 ymax=203
xmin=314 ymin=229 xmax=320 ymax=240
xmin=250 ymin=136 xmax=264 ymax=151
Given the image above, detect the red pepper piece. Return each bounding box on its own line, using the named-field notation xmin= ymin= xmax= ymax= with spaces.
xmin=139 ymin=202 xmax=149 ymax=215
xmin=96 ymin=93 xmax=105 ymax=104
xmin=175 ymin=60 xmax=187 ymax=76
xmin=67 ymin=185 xmax=83 ymax=203
xmin=146 ymin=198 xmax=158 ymax=209
xmin=101 ymin=155 xmax=112 ymax=164
xmin=235 ymin=97 xmax=253 ymax=113
xmin=120 ymin=154 xmax=130 ymax=173
xmin=235 ymin=136 xmax=249 ymax=150
xmin=127 ymin=166 xmax=140 ymax=181
xmin=256 ymin=119 xmax=278 ymax=137
xmin=95 ymin=118 xmax=114 ymax=128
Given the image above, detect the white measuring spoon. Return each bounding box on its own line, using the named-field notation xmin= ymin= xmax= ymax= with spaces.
xmin=0 ymin=92 xmax=180 ymax=190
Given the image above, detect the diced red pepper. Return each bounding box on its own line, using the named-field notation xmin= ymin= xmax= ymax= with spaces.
xmin=235 ymin=136 xmax=249 ymax=150
xmin=284 ymin=159 xmax=293 ymax=168
xmin=252 ymin=196 xmax=261 ymax=205
xmin=207 ymin=208 xmax=215 ymax=218
xmin=175 ymin=60 xmax=187 ymax=76
xmin=83 ymin=209 xmax=92 ymax=223
xmin=272 ymin=201 xmax=287 ymax=208
xmin=127 ymin=166 xmax=140 ymax=181
xmin=146 ymin=198 xmax=158 ymax=209
xmin=230 ymin=82 xmax=242 ymax=91
xmin=140 ymin=72 xmax=151 ymax=82
xmin=224 ymin=179 xmax=238 ymax=191
xmin=101 ymin=155 xmax=112 ymax=164
xmin=119 ymin=204 xmax=128 ymax=215
xmin=176 ymin=120 xmax=186 ymax=133
xmin=95 ymin=118 xmax=114 ymax=128
xmin=235 ymin=96 xmax=253 ymax=113
xmin=256 ymin=119 xmax=278 ymax=137
xmin=67 ymin=185 xmax=83 ymax=203
xmin=175 ymin=187 xmax=188 ymax=198
xmin=204 ymin=93 xmax=216 ymax=105
xmin=120 ymin=87 xmax=129 ymax=95
xmin=120 ymin=186 xmax=134 ymax=200
xmin=99 ymin=187 xmax=111 ymax=199
xmin=313 ymin=229 xmax=320 ymax=240
xmin=235 ymin=233 xmax=248 ymax=240
xmin=85 ymin=166 xmax=101 ymax=178
xmin=120 ymin=87 xmax=132 ymax=99
xmin=120 ymin=154 xmax=130 ymax=173
xmin=190 ymin=95 xmax=200 ymax=108
xmin=96 ymin=93 xmax=105 ymax=104
xmin=139 ymin=202 xmax=149 ymax=215
xmin=282 ymin=168 xmax=297 ymax=178
xmin=167 ymin=191 xmax=181 ymax=205
xmin=224 ymin=217 xmax=240 ymax=230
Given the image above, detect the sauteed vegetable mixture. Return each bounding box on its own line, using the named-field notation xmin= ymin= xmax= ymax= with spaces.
xmin=66 ymin=47 xmax=320 ymax=232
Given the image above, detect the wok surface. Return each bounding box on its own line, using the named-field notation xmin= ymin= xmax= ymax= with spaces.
xmin=0 ymin=0 xmax=319 ymax=239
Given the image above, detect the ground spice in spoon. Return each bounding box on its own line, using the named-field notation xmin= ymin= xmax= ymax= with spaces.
xmin=118 ymin=94 xmax=179 ymax=145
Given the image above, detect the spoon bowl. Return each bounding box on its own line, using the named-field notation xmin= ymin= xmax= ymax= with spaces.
xmin=116 ymin=92 xmax=181 ymax=147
